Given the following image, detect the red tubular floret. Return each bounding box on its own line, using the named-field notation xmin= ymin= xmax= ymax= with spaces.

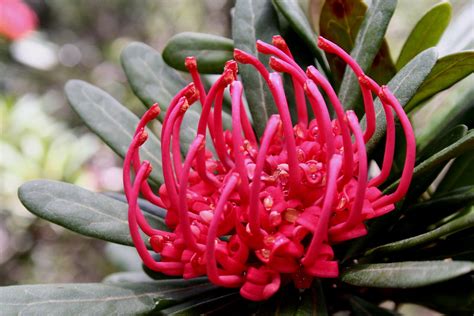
xmin=206 ymin=173 xmax=243 ymax=287
xmin=230 ymin=81 xmax=250 ymax=203
xmin=317 ymin=36 xmax=376 ymax=141
xmin=128 ymin=161 xmax=182 ymax=274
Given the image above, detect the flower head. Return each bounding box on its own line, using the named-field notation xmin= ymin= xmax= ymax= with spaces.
xmin=124 ymin=36 xmax=415 ymax=301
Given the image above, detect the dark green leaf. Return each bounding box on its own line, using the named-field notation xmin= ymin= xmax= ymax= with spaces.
xmin=395 ymin=276 xmax=474 ymax=313
xmin=232 ymin=0 xmax=279 ymax=136
xmin=412 ymin=232 xmax=474 ymax=261
xmin=0 ymin=279 xmax=214 ymax=315
xmin=437 ymin=151 xmax=474 ymax=194
xmin=418 ymin=124 xmax=468 ymax=162
xmin=342 ymin=261 xmax=474 ymax=288
xmin=365 ymin=48 xmax=438 ymax=154
xmin=120 ymin=42 xmax=201 ymax=151
xmin=415 ymin=186 xmax=474 ymax=212
xmin=338 ymin=0 xmax=397 ymax=111
xmin=396 ymin=1 xmax=452 ymax=70
xmin=385 ymin=130 xmax=474 ymax=193
xmin=389 ymin=124 xmax=467 ymax=187
xmin=406 ymin=51 xmax=474 ymax=112
xmin=272 ymin=0 xmax=329 ymax=75
xmin=121 ymin=42 xmax=187 ymax=108
xmin=395 ymin=186 xmax=474 ymax=236
xmin=296 ymin=281 xmax=328 ymax=316
xmin=349 ymin=296 xmax=398 ymax=316
xmin=65 ymin=80 xmax=163 ymax=184
xmin=415 ymin=87 xmax=474 ymax=152
xmin=162 ymin=32 xmax=234 ymax=74
xmin=18 ymin=180 xmax=168 ymax=246
xmin=365 ymin=206 xmax=474 ymax=257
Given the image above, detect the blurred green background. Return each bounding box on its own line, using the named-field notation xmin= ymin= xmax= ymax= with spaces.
xmin=0 ymin=3 xmax=471 ymax=311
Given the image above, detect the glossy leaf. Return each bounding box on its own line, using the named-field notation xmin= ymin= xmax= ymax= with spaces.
xmin=272 ymin=0 xmax=328 ymax=75
xmin=396 ymin=1 xmax=452 ymax=70
xmin=342 ymin=261 xmax=474 ymax=288
xmin=385 ymin=130 xmax=474 ymax=193
xmin=0 ymin=279 xmax=215 ymax=315
xmin=162 ymin=32 xmax=234 ymax=74
xmin=338 ymin=0 xmax=397 ymax=111
xmin=121 ymin=42 xmax=201 ymax=151
xmin=365 ymin=48 xmax=438 ymax=154
xmin=233 ymin=0 xmax=279 ymax=136
xmin=406 ymin=51 xmax=474 ymax=112
xmin=65 ymin=80 xmax=163 ymax=184
xmin=365 ymin=206 xmax=474 ymax=257
xmin=18 ymin=180 xmax=168 ymax=246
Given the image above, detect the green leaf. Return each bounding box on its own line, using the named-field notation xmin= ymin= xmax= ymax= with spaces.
xmin=365 ymin=206 xmax=474 ymax=257
xmin=338 ymin=0 xmax=397 ymax=111
xmin=18 ymin=180 xmax=168 ymax=246
xmin=0 ymin=279 xmax=215 ymax=315
xmin=103 ymin=192 xmax=166 ymax=218
xmin=437 ymin=151 xmax=474 ymax=194
xmin=418 ymin=124 xmax=468 ymax=163
xmin=406 ymin=51 xmax=474 ymax=112
xmin=121 ymin=42 xmax=187 ymax=108
xmin=397 ymin=186 xmax=474 ymax=235
xmin=416 ymin=186 xmax=474 ymax=212
xmin=389 ymin=124 xmax=467 ymax=187
xmin=120 ymin=42 xmax=201 ymax=151
xmin=396 ymin=276 xmax=474 ymax=313
xmin=349 ymin=296 xmax=397 ymax=316
xmin=232 ymin=0 xmax=279 ymax=137
xmin=272 ymin=0 xmax=329 ymax=75
xmin=65 ymin=80 xmax=163 ymax=184
xmin=396 ymin=1 xmax=452 ymax=70
xmin=342 ymin=261 xmax=474 ymax=288
xmin=385 ymin=130 xmax=474 ymax=193
xmin=162 ymin=32 xmax=234 ymax=74
xmin=415 ymin=86 xmax=474 ymax=152
xmin=296 ymin=281 xmax=328 ymax=316
xmin=365 ymin=48 xmax=438 ymax=154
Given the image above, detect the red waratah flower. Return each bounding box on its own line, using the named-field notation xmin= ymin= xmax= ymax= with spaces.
xmin=123 ymin=35 xmax=416 ymax=301
xmin=0 ymin=0 xmax=37 ymax=40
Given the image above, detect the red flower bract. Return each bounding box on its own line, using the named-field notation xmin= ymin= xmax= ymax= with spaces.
xmin=123 ymin=36 xmax=416 ymax=301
